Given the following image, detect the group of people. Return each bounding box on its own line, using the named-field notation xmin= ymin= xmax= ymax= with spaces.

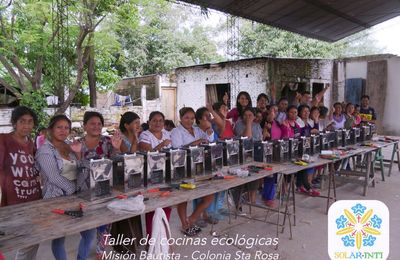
xmin=0 ymin=85 xmax=377 ymax=259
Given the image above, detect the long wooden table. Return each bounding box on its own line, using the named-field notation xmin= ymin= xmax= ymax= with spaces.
xmin=0 ymin=139 xmax=396 ymax=252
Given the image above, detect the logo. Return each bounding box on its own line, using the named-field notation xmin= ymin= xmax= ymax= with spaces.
xmin=328 ymin=200 xmax=389 ymax=259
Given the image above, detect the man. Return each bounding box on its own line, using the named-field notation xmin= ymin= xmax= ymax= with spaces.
xmin=294 ymin=84 xmax=330 ymax=107
xmin=276 ymin=97 xmax=288 ymax=124
xmin=359 ymin=95 xmax=376 ymax=124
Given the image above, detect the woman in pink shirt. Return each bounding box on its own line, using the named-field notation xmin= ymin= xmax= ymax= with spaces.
xmin=281 ymin=105 xmax=301 ymax=138
xmin=261 ymin=105 xmax=282 ymax=207
xmin=227 ymin=91 xmax=252 ymax=124
xmin=262 ymin=105 xmax=282 ymax=141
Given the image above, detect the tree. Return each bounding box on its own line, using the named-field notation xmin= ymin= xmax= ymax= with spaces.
xmin=237 ymin=21 xmax=384 ymax=59
xmin=0 ymin=0 xmax=139 ymax=116
xmin=114 ymin=0 xmax=223 ymax=77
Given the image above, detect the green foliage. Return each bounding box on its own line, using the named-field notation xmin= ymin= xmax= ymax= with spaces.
xmin=238 ymin=21 xmax=384 ymax=59
xmin=114 ymin=0 xmax=223 ymax=77
xmin=72 ymin=90 xmax=90 ymax=106
xmin=0 ymin=0 xmax=386 ymax=107
xmin=19 ymin=89 xmax=50 ymax=130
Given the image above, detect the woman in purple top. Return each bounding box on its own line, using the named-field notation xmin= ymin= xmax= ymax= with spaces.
xmin=295 ymin=105 xmax=320 ymax=196
xmin=330 ymin=102 xmax=346 ymax=130
xmin=296 ymin=105 xmax=319 ymax=137
xmin=227 ymin=91 xmax=252 ymax=124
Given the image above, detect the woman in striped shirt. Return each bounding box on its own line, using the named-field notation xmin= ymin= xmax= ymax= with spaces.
xmin=35 ymin=115 xmax=95 ymax=260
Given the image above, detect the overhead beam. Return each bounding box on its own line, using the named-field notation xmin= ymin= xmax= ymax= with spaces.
xmin=302 ymin=0 xmax=371 ymax=28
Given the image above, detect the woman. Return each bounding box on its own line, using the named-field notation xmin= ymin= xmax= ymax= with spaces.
xmin=262 ymin=105 xmax=282 ymax=141
xmin=36 ymin=115 xmax=95 ymax=260
xmin=295 ymin=105 xmax=320 ymax=196
xmin=296 ymin=105 xmax=319 ymax=136
xmin=0 ymin=106 xmax=42 ymax=260
xmin=310 ymin=106 xmax=321 ymax=132
xmin=139 ymin=111 xmax=172 ymax=152
xmin=119 ymin=111 xmax=140 ymax=153
xmin=227 ymin=91 xmax=253 ymax=124
xmin=233 ymin=107 xmax=263 ymax=205
xmin=256 ymin=93 xmax=269 ymax=114
xmin=138 ymin=111 xmax=172 ymax=237
xmin=318 ymin=106 xmax=332 ymax=131
xmin=193 ymin=107 xmax=224 ymax=225
xmin=171 ymin=107 xmax=214 ymax=236
xmin=233 ymin=107 xmax=263 ymax=141
xmin=195 ymin=107 xmax=214 ymax=139
xmin=281 ymin=105 xmax=301 ymax=139
xmin=344 ymin=103 xmax=361 ymax=129
xmin=209 ymin=102 xmax=234 ymax=140
xmin=261 ymin=105 xmax=282 ymax=207
xmin=330 ymin=102 xmax=346 ymax=130
xmin=78 ymin=111 xmax=122 ymax=259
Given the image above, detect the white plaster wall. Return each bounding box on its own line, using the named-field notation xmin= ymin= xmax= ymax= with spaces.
xmin=176 ymin=60 xmax=268 ymax=115
xmin=345 ymin=61 xmax=367 ymax=79
xmin=382 ymin=57 xmax=400 ymax=135
xmin=337 ymin=61 xmax=346 ymax=102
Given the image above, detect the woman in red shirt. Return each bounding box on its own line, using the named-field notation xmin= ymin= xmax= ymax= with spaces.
xmin=208 ymin=102 xmax=234 ymax=140
xmin=0 ymin=106 xmax=42 ymax=260
xmin=227 ymin=91 xmax=253 ymax=124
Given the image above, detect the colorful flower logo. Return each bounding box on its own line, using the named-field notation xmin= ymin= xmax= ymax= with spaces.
xmin=335 ymin=203 xmax=382 ymax=250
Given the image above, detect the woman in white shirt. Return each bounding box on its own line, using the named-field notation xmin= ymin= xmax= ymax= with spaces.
xmin=171 ymin=107 xmax=213 ymax=148
xmin=330 ymin=102 xmax=346 ymax=130
xmin=138 ymin=111 xmax=173 ymax=238
xmin=139 ymin=111 xmax=172 ymax=152
xmin=170 ymin=107 xmax=214 ymax=236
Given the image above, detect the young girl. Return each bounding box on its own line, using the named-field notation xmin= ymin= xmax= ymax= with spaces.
xmin=119 ymin=111 xmax=141 ymax=153
xmin=261 ymin=105 xmax=282 ymax=207
xmin=233 ymin=107 xmax=263 ymax=205
xmin=256 ymin=93 xmax=269 ymax=114
xmin=209 ymin=102 xmax=234 ymax=140
xmin=36 ymin=115 xmax=95 ymax=260
xmin=344 ymin=103 xmax=361 ymax=129
xmin=227 ymin=91 xmax=253 ymax=124
xmin=0 ymin=106 xmax=42 ymax=259
xmin=330 ymin=102 xmax=346 ymax=130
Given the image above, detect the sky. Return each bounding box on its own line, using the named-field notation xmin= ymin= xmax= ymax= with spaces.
xmin=183 ymin=3 xmax=400 ymax=56
xmin=372 ymin=16 xmax=400 ymax=55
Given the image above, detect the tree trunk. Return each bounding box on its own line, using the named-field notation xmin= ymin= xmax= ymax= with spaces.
xmin=87 ymin=42 xmax=96 ymax=108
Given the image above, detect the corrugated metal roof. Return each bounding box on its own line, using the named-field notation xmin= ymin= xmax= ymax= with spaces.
xmin=178 ymin=0 xmax=400 ymax=42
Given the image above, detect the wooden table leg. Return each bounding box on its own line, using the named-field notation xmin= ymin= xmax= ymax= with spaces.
xmin=326 ymin=164 xmax=332 ymax=215
xmin=388 ymin=142 xmax=398 ymax=177
xmin=364 ymin=152 xmax=372 ymax=196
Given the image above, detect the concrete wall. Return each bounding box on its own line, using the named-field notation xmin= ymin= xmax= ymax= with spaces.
xmin=175 ymin=58 xmax=334 ymax=117
xmin=383 ymin=57 xmax=400 ymax=135
xmin=345 ymin=61 xmax=367 ymax=79
xmin=0 ymin=108 xmax=62 ymax=133
xmin=176 ymin=59 xmax=268 ymax=113
xmin=342 ymin=55 xmax=400 ymax=135
xmin=269 ymin=58 xmax=333 ymax=107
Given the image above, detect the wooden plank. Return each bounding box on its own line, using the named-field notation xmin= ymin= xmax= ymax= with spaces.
xmin=367 ymin=60 xmax=387 ymax=132
xmin=0 ymin=140 xmax=395 ymax=252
